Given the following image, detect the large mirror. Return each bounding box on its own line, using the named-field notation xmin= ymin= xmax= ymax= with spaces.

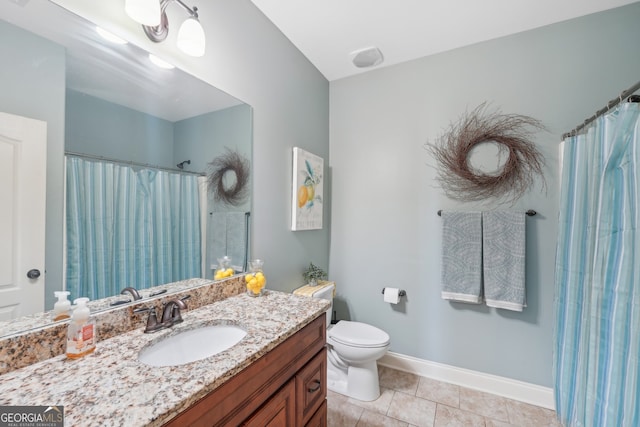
xmin=0 ymin=0 xmax=252 ymax=336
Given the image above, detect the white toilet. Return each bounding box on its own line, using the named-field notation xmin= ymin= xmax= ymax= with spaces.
xmin=307 ymin=283 xmax=390 ymax=402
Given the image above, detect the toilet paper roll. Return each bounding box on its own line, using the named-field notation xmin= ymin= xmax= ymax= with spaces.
xmin=383 ymin=287 xmax=400 ymax=304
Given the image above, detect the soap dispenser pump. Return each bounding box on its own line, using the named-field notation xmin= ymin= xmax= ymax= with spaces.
xmin=66 ymin=297 xmax=97 ymax=359
xmin=52 ymin=291 xmax=71 ymax=321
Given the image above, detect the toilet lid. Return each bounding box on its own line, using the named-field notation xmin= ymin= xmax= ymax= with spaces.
xmin=328 ymin=321 xmax=390 ymax=348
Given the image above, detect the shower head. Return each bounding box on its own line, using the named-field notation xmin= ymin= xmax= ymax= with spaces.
xmin=177 ymin=160 xmax=191 ymax=169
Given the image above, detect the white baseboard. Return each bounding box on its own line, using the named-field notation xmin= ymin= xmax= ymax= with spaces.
xmin=378 ymin=352 xmax=555 ymax=410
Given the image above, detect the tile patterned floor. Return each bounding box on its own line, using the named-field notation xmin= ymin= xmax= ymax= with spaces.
xmin=327 ymin=366 xmax=562 ymax=427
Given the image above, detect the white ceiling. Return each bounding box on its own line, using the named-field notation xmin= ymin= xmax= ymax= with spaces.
xmin=251 ymin=0 xmax=639 ymax=81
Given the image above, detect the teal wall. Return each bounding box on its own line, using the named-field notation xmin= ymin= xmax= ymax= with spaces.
xmin=65 ymin=89 xmax=174 ymax=168
xmin=329 ymin=3 xmax=640 ymax=387
xmin=66 ymin=91 xmax=252 ymax=179
xmin=174 ymin=103 xmax=253 ymax=214
xmin=0 ymin=20 xmax=66 ymax=309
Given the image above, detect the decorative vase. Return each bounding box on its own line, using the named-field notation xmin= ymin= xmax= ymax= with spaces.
xmin=214 ymin=256 xmax=234 ymax=280
xmin=309 ymin=278 xmax=318 ymax=287
xmin=246 ymin=259 xmax=266 ymax=297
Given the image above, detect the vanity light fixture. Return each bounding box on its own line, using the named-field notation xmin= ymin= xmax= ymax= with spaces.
xmin=125 ymin=0 xmax=206 ymax=57
xmin=96 ymin=27 xmax=128 ymax=45
xmin=148 ymin=53 xmax=175 ymax=69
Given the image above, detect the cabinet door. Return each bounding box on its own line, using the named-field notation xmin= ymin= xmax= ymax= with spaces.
xmin=305 ymin=400 xmax=327 ymax=427
xmin=243 ymin=379 xmax=295 ymax=427
xmin=296 ymin=347 xmax=327 ymax=426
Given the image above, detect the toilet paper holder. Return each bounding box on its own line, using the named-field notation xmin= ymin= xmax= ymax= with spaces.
xmin=381 ymin=288 xmax=406 ymax=297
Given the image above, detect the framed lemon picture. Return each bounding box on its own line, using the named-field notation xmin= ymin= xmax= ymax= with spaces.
xmin=292 ymin=147 xmax=323 ymax=230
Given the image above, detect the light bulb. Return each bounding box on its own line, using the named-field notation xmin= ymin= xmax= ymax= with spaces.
xmin=177 ymin=17 xmax=205 ymax=57
xmin=125 ymin=0 xmax=161 ymax=26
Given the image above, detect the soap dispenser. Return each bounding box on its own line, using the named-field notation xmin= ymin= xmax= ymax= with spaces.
xmin=66 ymin=297 xmax=97 ymax=359
xmin=52 ymin=291 xmax=71 ymax=321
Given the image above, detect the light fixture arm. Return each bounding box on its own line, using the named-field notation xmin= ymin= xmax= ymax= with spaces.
xmin=142 ymin=0 xmax=199 ymax=43
xmin=171 ymin=0 xmax=198 ymax=19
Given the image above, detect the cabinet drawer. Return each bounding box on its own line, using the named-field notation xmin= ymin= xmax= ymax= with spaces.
xmin=296 ymin=347 xmax=327 ymax=426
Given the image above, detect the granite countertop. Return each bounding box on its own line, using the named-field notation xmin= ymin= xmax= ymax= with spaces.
xmin=0 ymin=290 xmax=329 ymax=427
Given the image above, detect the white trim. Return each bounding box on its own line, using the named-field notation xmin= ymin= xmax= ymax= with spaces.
xmin=379 ymin=351 xmax=555 ymax=410
xmin=485 ymin=299 xmax=525 ymax=311
xmin=441 ymin=292 xmax=482 ymax=304
xmin=197 ymin=176 xmax=208 ymax=278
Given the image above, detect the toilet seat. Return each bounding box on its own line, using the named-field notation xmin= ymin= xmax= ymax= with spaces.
xmin=328 ymin=320 xmax=390 ymax=348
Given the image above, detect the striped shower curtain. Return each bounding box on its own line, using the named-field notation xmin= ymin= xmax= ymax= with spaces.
xmin=554 ymin=102 xmax=640 ymax=426
xmin=66 ymin=157 xmax=201 ymax=300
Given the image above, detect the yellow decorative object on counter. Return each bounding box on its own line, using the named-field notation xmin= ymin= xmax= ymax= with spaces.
xmin=214 ymin=256 xmax=235 ymax=280
xmin=214 ymin=268 xmax=234 ymax=280
xmin=246 ymin=259 xmax=266 ymax=296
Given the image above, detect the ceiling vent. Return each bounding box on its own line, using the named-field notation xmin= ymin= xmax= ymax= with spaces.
xmin=351 ymin=46 xmax=384 ymax=68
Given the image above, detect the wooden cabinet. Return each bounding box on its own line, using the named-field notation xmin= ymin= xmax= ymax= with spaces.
xmin=304 ymin=401 xmax=327 ymax=427
xmin=163 ymin=314 xmax=327 ymax=427
xmin=243 ymin=380 xmax=296 ymax=426
xmin=295 ymin=349 xmax=327 ymax=426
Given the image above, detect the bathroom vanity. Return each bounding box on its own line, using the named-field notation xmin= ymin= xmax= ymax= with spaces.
xmin=0 ymin=285 xmax=330 ymax=426
xmin=166 ymin=314 xmax=327 ymax=426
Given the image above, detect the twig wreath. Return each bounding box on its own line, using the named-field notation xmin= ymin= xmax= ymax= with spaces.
xmin=207 ymin=149 xmax=250 ymax=206
xmin=426 ymin=103 xmax=546 ymax=203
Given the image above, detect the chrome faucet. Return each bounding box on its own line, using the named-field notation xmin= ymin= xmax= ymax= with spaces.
xmin=121 ymin=287 xmax=142 ymax=300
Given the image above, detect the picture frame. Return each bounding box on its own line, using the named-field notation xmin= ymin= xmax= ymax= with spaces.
xmin=291 ymin=147 xmax=323 ymax=231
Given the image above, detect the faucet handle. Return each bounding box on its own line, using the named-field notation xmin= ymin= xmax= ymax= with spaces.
xmin=134 ymin=305 xmax=164 ymax=333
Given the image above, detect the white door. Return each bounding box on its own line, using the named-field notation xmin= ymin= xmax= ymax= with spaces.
xmin=0 ymin=112 xmax=47 ymax=320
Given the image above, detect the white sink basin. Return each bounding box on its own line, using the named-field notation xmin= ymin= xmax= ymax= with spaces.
xmin=138 ymin=324 xmax=247 ymax=367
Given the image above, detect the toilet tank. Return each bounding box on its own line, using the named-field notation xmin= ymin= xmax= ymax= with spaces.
xmin=311 ymin=283 xmax=334 ymax=329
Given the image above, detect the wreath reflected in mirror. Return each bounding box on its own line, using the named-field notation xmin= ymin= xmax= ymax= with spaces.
xmin=426 ymin=103 xmax=546 ymax=203
xmin=207 ymin=149 xmax=250 ymax=206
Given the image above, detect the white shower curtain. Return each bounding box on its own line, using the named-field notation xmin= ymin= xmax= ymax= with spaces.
xmin=65 ymin=157 xmax=201 ymax=300
xmin=554 ymin=102 xmax=640 ymax=426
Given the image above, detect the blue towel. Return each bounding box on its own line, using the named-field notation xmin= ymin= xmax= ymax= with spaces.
xmin=441 ymin=211 xmax=483 ymax=304
xmin=226 ymin=212 xmax=248 ymax=269
xmin=482 ymin=211 xmax=526 ymax=311
xmin=208 ymin=211 xmax=249 ymax=272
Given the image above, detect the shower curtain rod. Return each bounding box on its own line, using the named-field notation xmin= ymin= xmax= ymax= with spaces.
xmin=65 ymin=151 xmax=206 ymax=176
xmin=562 ymin=79 xmax=640 ymax=140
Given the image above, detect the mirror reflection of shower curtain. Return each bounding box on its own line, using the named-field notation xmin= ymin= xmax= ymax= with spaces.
xmin=65 ymin=157 xmax=201 ymax=300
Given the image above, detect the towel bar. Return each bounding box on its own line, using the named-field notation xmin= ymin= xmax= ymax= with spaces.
xmin=437 ymin=209 xmax=537 ymax=217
